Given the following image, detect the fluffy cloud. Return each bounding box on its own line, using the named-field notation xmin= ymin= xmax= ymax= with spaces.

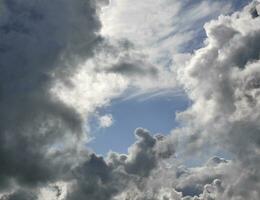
xmin=176 ymin=1 xmax=260 ymax=199
xmin=99 ymin=114 xmax=114 ymax=128
xmin=62 ymin=128 xmax=176 ymax=200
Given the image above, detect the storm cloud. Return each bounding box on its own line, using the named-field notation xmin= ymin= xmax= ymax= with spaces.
xmin=0 ymin=0 xmax=106 ymax=194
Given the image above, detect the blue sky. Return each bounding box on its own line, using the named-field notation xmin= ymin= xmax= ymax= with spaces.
xmin=88 ymin=92 xmax=190 ymax=155
xmin=88 ymin=91 xmax=233 ymax=166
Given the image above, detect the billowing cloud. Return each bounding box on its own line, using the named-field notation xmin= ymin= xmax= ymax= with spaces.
xmin=63 ymin=128 xmax=176 ymax=200
xmin=176 ymin=1 xmax=260 ymax=199
xmin=0 ymin=0 xmax=108 ymax=195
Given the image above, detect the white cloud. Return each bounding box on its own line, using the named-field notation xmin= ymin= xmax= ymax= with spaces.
xmin=39 ymin=182 xmax=69 ymax=200
xmin=175 ymin=1 xmax=260 ymax=199
xmin=99 ymin=114 xmax=114 ymax=128
xmin=100 ymin=0 xmax=232 ymax=61
xmin=50 ymin=61 xmax=128 ymax=119
xmin=98 ymin=0 xmax=233 ymax=95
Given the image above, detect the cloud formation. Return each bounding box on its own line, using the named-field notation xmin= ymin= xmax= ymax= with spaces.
xmin=176 ymin=1 xmax=260 ymax=199
xmin=0 ymin=0 xmax=108 ymax=195
xmin=0 ymin=0 xmax=260 ymax=200
xmin=99 ymin=114 xmax=114 ymax=128
xmin=0 ymin=0 xmax=159 ymax=196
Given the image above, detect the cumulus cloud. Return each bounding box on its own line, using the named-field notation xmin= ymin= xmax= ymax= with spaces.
xmin=60 ymin=128 xmax=176 ymax=200
xmin=99 ymin=114 xmax=114 ymax=128
xmin=176 ymin=1 xmax=260 ymax=199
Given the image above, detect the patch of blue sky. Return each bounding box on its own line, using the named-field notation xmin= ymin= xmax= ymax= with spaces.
xmin=232 ymin=0 xmax=252 ymax=10
xmin=88 ymin=90 xmax=190 ymax=156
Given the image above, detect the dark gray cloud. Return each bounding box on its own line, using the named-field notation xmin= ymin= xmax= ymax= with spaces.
xmin=106 ymin=60 xmax=158 ymax=77
xmin=0 ymin=0 xmax=106 ymax=193
xmin=65 ymin=128 xmax=176 ymax=200
xmin=107 ymin=128 xmax=176 ymax=177
xmin=66 ymin=154 xmax=118 ymax=200
xmin=0 ymin=0 xmax=166 ymax=198
xmin=0 ymin=190 xmax=38 ymax=200
xmin=91 ymin=39 xmax=159 ymax=79
xmin=124 ymin=128 xmax=157 ymax=177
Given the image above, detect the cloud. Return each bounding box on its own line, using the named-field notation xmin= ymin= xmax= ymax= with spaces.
xmin=176 ymin=1 xmax=260 ymax=199
xmin=100 ymin=0 xmax=232 ymax=64
xmin=0 ymin=190 xmax=38 ymax=200
xmin=75 ymin=2 xmax=260 ymax=200
xmin=0 ymin=0 xmax=165 ymax=196
xmin=0 ymin=0 xmax=110 ymax=194
xmin=99 ymin=114 xmax=114 ymax=128
xmin=63 ymin=128 xmax=177 ymax=200
xmin=1 ymin=1 xmax=260 ymax=200
xmin=50 ymin=64 xmax=128 ymax=117
xmin=96 ymin=0 xmax=236 ymax=96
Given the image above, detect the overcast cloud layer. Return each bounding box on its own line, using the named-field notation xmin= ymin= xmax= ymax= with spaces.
xmin=0 ymin=0 xmax=260 ymax=200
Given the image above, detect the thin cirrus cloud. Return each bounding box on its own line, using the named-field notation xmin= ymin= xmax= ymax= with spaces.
xmin=0 ymin=0 xmax=259 ymax=200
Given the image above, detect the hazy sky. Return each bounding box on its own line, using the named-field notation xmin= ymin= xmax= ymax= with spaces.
xmin=0 ymin=0 xmax=259 ymax=200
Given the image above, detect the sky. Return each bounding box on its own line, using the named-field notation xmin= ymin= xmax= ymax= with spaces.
xmin=88 ymin=91 xmax=189 ymax=155
xmin=88 ymin=0 xmax=250 ymax=155
xmin=0 ymin=0 xmax=260 ymax=200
